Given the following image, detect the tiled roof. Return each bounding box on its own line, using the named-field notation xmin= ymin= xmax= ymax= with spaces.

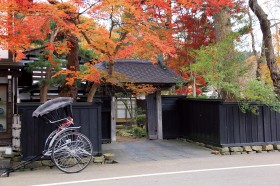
xmin=95 ymin=59 xmax=185 ymax=84
xmin=0 ymin=62 xmax=24 ymax=69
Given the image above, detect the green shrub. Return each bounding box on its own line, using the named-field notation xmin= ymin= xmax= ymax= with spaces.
xmin=136 ymin=114 xmax=146 ymax=127
xmin=239 ymin=80 xmax=280 ymax=113
xmin=116 ymin=129 xmax=132 ymax=137
xmin=131 ymin=127 xmax=146 ymax=138
xmin=190 ymin=37 xmax=248 ymax=100
xmin=190 ymin=37 xmax=279 ymax=113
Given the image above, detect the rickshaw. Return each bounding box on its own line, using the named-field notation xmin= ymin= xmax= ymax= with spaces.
xmin=1 ymin=97 xmax=93 ymax=177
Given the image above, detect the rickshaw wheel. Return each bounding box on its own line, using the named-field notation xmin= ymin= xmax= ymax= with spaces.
xmin=51 ymin=131 xmax=93 ymax=173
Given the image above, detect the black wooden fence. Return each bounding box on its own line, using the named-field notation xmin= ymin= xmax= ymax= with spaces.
xmin=18 ymin=96 xmax=280 ymax=157
xmin=180 ymin=99 xmax=221 ymax=146
xmin=161 ymin=96 xmax=280 ymax=147
xmin=17 ymin=101 xmax=102 ymax=160
xmin=97 ymin=96 xmax=111 ymax=143
xmin=219 ymin=103 xmax=280 ymax=146
xmin=162 ymin=96 xmax=185 ymax=139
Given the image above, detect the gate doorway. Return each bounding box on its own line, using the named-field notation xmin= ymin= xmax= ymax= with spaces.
xmin=114 ymin=95 xmax=147 ymax=142
xmin=109 ymin=91 xmax=163 ymax=143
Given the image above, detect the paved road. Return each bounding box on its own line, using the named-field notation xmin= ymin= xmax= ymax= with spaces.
xmin=102 ymin=139 xmax=213 ymax=163
xmin=1 ymin=151 xmax=280 ymax=186
xmin=0 ymin=152 xmax=280 ymax=186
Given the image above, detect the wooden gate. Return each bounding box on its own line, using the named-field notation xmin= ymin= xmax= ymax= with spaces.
xmin=146 ymin=91 xmax=162 ymax=140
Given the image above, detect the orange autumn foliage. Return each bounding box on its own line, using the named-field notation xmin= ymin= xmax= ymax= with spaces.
xmin=52 ymin=67 xmax=80 ymax=86
xmin=1 ymin=0 xmax=245 ymax=100
xmin=259 ymin=64 xmax=272 ymax=84
xmin=125 ymin=83 xmax=157 ymax=96
xmin=80 ymin=63 xmax=100 ymax=84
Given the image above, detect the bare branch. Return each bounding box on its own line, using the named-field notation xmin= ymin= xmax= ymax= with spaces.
xmin=78 ymin=1 xmax=99 ymax=16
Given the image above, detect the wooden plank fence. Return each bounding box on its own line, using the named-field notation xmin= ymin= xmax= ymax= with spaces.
xmin=17 ymin=101 xmax=102 ymax=159
xmin=161 ymin=96 xmax=280 ymax=147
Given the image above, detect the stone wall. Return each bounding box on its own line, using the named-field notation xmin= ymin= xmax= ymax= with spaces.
xmin=182 ymin=139 xmax=280 ymax=155
xmin=0 ymin=152 xmax=115 ymax=176
xmin=216 ymin=145 xmax=279 ymax=155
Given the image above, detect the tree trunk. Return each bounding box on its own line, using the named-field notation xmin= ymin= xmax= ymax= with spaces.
xmin=192 ymin=72 xmax=196 ymax=97
xmin=108 ymin=59 xmax=114 ymax=76
xmin=276 ymin=24 xmax=280 ymax=56
xmin=40 ymin=84 xmax=48 ymax=102
xmin=213 ymin=7 xmax=235 ymax=100
xmin=67 ymin=35 xmax=80 ymax=71
xmin=257 ymin=43 xmax=266 ymax=79
xmin=213 ymin=7 xmax=232 ymax=42
xmin=248 ymin=11 xmax=266 ymax=79
xmin=39 ymin=25 xmax=60 ymax=102
xmin=40 ymin=66 xmax=51 ymax=102
xmin=61 ymin=34 xmax=80 ymax=99
xmin=249 ymin=0 xmax=280 ymax=96
xmin=87 ymin=83 xmax=99 ymax=102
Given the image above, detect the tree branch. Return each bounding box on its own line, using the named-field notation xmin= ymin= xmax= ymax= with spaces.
xmin=249 ymin=0 xmax=280 ymax=95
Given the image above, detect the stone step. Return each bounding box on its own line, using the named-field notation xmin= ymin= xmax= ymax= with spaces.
xmin=0 ymin=159 xmax=11 ymax=169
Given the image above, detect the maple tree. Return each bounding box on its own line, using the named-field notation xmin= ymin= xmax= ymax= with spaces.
xmin=76 ymin=0 xmax=176 ymax=101
xmin=1 ymin=0 xmax=176 ymax=102
xmin=167 ymin=0 xmax=244 ymax=96
xmin=0 ymin=0 xmax=83 ymax=101
xmin=1 ymin=0 xmax=260 ymax=103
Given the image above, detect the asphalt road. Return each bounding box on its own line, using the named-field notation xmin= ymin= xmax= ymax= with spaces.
xmin=1 ymin=152 xmax=280 ymax=186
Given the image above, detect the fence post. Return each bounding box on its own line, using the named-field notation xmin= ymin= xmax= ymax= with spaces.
xmin=156 ymin=90 xmax=163 ymax=140
xmin=111 ymin=96 xmax=116 ymax=142
xmin=12 ymin=114 xmax=21 ymax=152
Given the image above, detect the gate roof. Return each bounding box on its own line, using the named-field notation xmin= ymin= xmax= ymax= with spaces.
xmin=95 ymin=59 xmax=185 ymax=86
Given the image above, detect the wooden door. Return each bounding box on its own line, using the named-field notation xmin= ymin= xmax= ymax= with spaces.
xmin=146 ymin=92 xmax=158 ymax=139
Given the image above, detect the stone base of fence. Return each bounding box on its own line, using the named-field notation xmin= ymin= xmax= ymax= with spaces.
xmin=216 ymin=144 xmax=280 ymax=155
xmin=181 ymin=138 xmax=280 ymax=155
xmin=0 ymin=151 xmax=116 ymax=174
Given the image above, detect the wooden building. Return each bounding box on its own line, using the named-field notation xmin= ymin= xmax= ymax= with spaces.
xmin=0 ymin=50 xmax=24 ymax=146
